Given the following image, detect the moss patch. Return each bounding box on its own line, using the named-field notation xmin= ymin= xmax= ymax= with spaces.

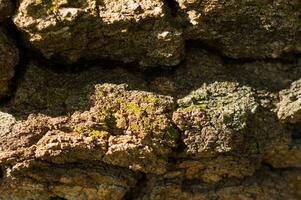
xmin=166 ymin=127 xmax=179 ymax=139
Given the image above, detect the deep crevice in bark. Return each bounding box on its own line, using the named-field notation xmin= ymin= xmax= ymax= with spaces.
xmin=49 ymin=197 xmax=67 ymax=200
xmin=0 ymin=2 xmax=301 ymax=199
xmin=186 ymin=39 xmax=300 ymax=66
xmin=165 ymin=0 xmax=180 ymax=18
xmin=123 ymin=173 xmax=147 ymax=200
xmin=289 ymin=124 xmax=301 ymax=140
xmin=0 ymin=166 xmax=4 ymax=179
xmin=0 ymin=20 xmax=37 ymax=106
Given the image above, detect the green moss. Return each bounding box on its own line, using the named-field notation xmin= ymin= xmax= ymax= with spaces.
xmin=89 ymin=130 xmax=110 ymax=139
xmin=166 ymin=127 xmax=179 ymax=139
xmin=105 ymin=114 xmax=117 ymax=130
xmin=99 ymin=108 xmax=118 ymax=130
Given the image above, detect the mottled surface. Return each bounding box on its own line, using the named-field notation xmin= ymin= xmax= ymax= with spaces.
xmin=278 ymin=79 xmax=301 ymax=123
xmin=0 ymin=48 xmax=300 ymax=199
xmin=13 ymin=0 xmax=184 ymax=67
xmin=134 ymin=168 xmax=301 ymax=200
xmin=12 ymin=0 xmax=301 ymax=67
xmin=0 ymin=1 xmax=300 ymax=199
xmin=177 ymin=0 xmax=301 ymax=59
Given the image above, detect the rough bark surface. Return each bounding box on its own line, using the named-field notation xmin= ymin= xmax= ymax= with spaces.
xmin=0 ymin=0 xmax=301 ymax=200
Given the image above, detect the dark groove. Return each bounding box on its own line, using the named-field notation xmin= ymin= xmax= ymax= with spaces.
xmin=0 ymin=166 xmax=4 ymax=179
xmin=186 ymin=39 xmax=299 ymax=66
xmin=165 ymin=0 xmax=180 ymax=18
xmin=261 ymin=162 xmax=301 ymax=172
xmin=0 ymin=20 xmax=39 ymax=106
xmin=287 ymin=123 xmax=301 ymax=140
xmin=49 ymin=197 xmax=67 ymax=200
xmin=123 ymin=173 xmax=147 ymax=200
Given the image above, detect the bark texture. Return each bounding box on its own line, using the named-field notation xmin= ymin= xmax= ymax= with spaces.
xmin=0 ymin=0 xmax=300 ymax=199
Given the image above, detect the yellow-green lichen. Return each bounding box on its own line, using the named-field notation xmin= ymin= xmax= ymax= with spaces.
xmin=124 ymin=103 xmax=143 ymax=117
xmin=42 ymin=0 xmax=60 ymax=12
xmin=178 ymin=103 xmax=207 ymax=112
xmin=89 ymin=130 xmax=110 ymax=139
xmin=147 ymin=96 xmax=161 ymax=106
xmin=129 ymin=123 xmax=140 ymax=132
xmin=74 ymin=125 xmax=88 ymax=133
xmin=116 ymin=98 xmax=126 ymax=104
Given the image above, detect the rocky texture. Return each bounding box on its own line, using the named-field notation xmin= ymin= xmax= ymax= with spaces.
xmin=0 ymin=47 xmax=300 ymax=199
xmin=0 ymin=0 xmax=15 ymax=21
xmin=1 ymin=63 xmax=177 ymax=175
xmin=134 ymin=168 xmax=301 ymax=200
xmin=0 ymin=161 xmax=139 ymax=200
xmin=177 ymin=0 xmax=301 ymax=59
xmin=0 ymin=1 xmax=301 ymax=199
xmin=278 ymin=79 xmax=301 ymax=123
xmin=13 ymin=0 xmax=183 ymax=67
xmin=13 ymin=0 xmax=301 ymax=67
xmin=0 ymin=28 xmax=19 ymax=99
xmin=174 ymin=82 xmax=258 ymax=156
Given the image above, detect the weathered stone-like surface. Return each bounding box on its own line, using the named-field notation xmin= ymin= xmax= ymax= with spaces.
xmin=1 ymin=63 xmax=177 ymax=176
xmin=148 ymin=49 xmax=301 ymax=184
xmin=174 ymin=81 xmax=258 ymax=155
xmin=177 ymin=0 xmax=301 ymax=59
xmin=0 ymin=29 xmax=19 ymax=99
xmin=13 ymin=0 xmax=183 ymax=67
xmin=1 ymin=0 xmax=301 ymax=198
xmin=264 ymin=139 xmax=301 ymax=168
xmin=13 ymin=0 xmax=301 ymax=68
xmin=11 ymin=0 xmax=301 ymax=69
xmin=0 ymin=47 xmax=300 ymax=199
xmin=134 ymin=169 xmax=301 ymax=200
xmin=0 ymin=0 xmax=15 ymax=21
xmin=278 ymin=79 xmax=301 ymax=123
xmin=0 ymin=163 xmax=139 ymax=200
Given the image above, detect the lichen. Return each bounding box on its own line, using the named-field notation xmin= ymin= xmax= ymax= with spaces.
xmin=147 ymin=96 xmax=161 ymax=106
xmin=123 ymin=103 xmax=144 ymax=117
xmin=178 ymin=104 xmax=207 ymax=112
xmin=74 ymin=124 xmax=94 ymax=134
xmin=89 ymin=130 xmax=110 ymax=139
xmin=42 ymin=0 xmax=60 ymax=12
xmin=174 ymin=81 xmax=259 ymax=155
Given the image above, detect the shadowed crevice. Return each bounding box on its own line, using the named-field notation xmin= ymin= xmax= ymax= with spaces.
xmin=49 ymin=197 xmax=67 ymax=200
xmin=165 ymin=0 xmax=180 ymax=18
xmin=186 ymin=39 xmax=300 ymax=66
xmin=0 ymin=166 xmax=4 ymax=179
xmin=123 ymin=173 xmax=147 ymax=200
